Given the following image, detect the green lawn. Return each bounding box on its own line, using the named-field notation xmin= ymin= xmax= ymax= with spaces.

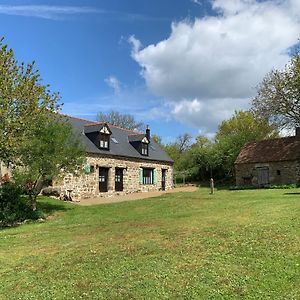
xmin=0 ymin=188 xmax=299 ymax=299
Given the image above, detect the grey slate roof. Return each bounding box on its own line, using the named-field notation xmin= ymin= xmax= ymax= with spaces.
xmin=62 ymin=115 xmax=173 ymax=164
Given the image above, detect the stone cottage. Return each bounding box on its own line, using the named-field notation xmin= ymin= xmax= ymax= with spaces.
xmin=235 ymin=129 xmax=300 ymax=187
xmin=54 ymin=115 xmax=174 ymax=198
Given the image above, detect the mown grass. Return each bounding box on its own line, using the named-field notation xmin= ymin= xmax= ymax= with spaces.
xmin=0 ymin=188 xmax=299 ymax=299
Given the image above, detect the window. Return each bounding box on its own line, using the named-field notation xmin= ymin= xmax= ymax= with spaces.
xmin=277 ymin=170 xmax=281 ymax=176
xmin=141 ymin=143 xmax=148 ymax=156
xmin=100 ymin=133 xmax=109 ymax=149
xmin=142 ymin=168 xmax=154 ymax=184
xmin=111 ymin=137 xmax=119 ymax=144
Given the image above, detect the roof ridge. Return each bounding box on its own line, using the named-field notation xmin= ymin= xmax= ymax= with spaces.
xmin=84 ymin=122 xmax=106 ymax=127
xmin=84 ymin=121 xmax=143 ymax=134
xmin=128 ymin=133 xmax=145 ymax=136
xmin=61 ymin=113 xmax=96 ymax=124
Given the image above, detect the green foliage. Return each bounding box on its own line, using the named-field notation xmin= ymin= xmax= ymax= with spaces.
xmin=0 ymin=182 xmax=39 ymax=226
xmin=0 ymin=38 xmax=60 ymax=164
xmin=164 ymin=111 xmax=277 ymax=183
xmin=0 ymin=38 xmax=85 ymax=211
xmin=152 ymin=134 xmax=162 ymax=145
xmin=13 ymin=114 xmax=85 ymax=209
xmin=252 ymin=53 xmax=300 ymax=129
xmin=229 ymin=183 xmax=299 ymax=190
xmin=215 ymin=110 xmax=278 ymax=176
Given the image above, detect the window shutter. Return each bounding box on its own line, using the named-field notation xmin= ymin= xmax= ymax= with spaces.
xmin=153 ymin=169 xmax=157 ymax=184
xmin=139 ymin=168 xmax=143 ymax=184
xmin=84 ymin=164 xmax=91 ymax=174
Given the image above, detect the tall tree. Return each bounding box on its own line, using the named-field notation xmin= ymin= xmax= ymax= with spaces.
xmin=0 ymin=38 xmax=60 ymax=164
xmin=252 ymin=54 xmax=300 ymax=129
xmin=175 ymin=133 xmax=192 ymax=153
xmin=0 ymin=38 xmax=85 ymax=210
xmin=96 ymin=110 xmax=144 ymax=131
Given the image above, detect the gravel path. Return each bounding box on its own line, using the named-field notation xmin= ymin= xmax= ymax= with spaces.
xmin=75 ymin=186 xmax=198 ymax=206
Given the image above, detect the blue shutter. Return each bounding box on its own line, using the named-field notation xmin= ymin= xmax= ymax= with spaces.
xmin=139 ymin=168 xmax=143 ymax=184
xmin=153 ymin=169 xmax=157 ymax=184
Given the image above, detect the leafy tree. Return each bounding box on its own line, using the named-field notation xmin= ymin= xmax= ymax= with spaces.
xmin=0 ymin=38 xmax=85 ymax=211
xmin=215 ymin=111 xmax=278 ymax=176
xmin=0 ymin=38 xmax=60 ymax=164
xmin=13 ymin=114 xmax=85 ymax=210
xmin=252 ymin=54 xmax=300 ymax=129
xmin=96 ymin=110 xmax=144 ymax=131
xmin=152 ymin=134 xmax=162 ymax=145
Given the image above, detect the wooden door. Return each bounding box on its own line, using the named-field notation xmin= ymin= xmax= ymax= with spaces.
xmin=162 ymin=169 xmax=167 ymax=191
xmin=115 ymin=168 xmax=123 ymax=192
xmin=257 ymin=167 xmax=269 ymax=187
xmin=99 ymin=168 xmax=109 ymax=192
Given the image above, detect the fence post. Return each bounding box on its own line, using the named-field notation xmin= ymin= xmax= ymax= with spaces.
xmin=210 ymin=178 xmax=214 ymax=194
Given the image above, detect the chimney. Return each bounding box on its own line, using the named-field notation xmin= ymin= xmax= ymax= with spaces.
xmin=146 ymin=125 xmax=150 ymax=140
xmin=296 ymin=127 xmax=300 ymax=140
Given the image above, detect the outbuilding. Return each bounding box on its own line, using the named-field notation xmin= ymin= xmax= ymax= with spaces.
xmin=235 ymin=129 xmax=300 ymax=187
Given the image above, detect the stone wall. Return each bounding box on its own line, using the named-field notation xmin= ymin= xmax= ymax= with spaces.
xmin=54 ymin=154 xmax=174 ymax=199
xmin=0 ymin=162 xmax=11 ymax=180
xmin=235 ymin=160 xmax=298 ymax=186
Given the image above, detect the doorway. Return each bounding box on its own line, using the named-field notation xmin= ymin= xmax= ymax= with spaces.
xmin=162 ymin=169 xmax=167 ymax=191
xmin=115 ymin=168 xmax=124 ymax=192
xmin=257 ymin=167 xmax=269 ymax=187
xmin=99 ymin=167 xmax=109 ymax=192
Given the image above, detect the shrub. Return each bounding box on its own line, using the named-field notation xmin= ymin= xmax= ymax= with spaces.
xmin=229 ymin=184 xmax=299 ymax=190
xmin=0 ymin=182 xmax=40 ymax=227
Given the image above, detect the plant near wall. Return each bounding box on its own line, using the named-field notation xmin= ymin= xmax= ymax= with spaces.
xmin=13 ymin=114 xmax=85 ymax=210
xmin=0 ymin=38 xmax=85 ymax=212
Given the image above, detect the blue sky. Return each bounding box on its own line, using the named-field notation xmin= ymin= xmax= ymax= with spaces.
xmin=1 ymin=0 xmax=300 ymax=142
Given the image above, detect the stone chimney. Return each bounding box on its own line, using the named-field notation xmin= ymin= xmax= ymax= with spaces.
xmin=146 ymin=125 xmax=150 ymax=140
xmin=296 ymin=127 xmax=300 ymax=140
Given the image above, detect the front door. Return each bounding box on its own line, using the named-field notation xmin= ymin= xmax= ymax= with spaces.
xmin=115 ymin=168 xmax=124 ymax=192
xmin=257 ymin=167 xmax=269 ymax=187
xmin=99 ymin=168 xmax=109 ymax=192
xmin=162 ymin=169 xmax=167 ymax=191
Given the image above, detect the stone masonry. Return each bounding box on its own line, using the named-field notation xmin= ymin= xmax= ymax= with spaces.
xmin=235 ymin=160 xmax=298 ymax=186
xmin=54 ymin=154 xmax=174 ymax=199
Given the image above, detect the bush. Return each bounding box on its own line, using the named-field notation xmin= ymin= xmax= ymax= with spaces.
xmin=0 ymin=182 xmax=40 ymax=227
xmin=229 ymin=184 xmax=299 ymax=190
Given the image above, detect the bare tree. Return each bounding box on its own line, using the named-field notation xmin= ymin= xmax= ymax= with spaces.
xmin=96 ymin=110 xmax=145 ymax=131
xmin=176 ymin=133 xmax=192 ymax=153
xmin=251 ymin=54 xmax=300 ymax=129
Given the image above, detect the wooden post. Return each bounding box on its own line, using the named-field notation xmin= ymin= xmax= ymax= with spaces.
xmin=210 ymin=178 xmax=214 ymax=194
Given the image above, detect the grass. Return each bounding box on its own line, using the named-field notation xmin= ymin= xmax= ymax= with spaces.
xmin=0 ymin=188 xmax=299 ymax=299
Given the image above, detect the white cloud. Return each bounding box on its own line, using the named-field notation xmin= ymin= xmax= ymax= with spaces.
xmin=130 ymin=0 xmax=300 ymax=134
xmin=191 ymin=0 xmax=203 ymax=5
xmin=105 ymin=76 xmax=121 ymax=95
xmin=0 ymin=5 xmax=99 ymax=20
xmin=0 ymin=5 xmax=168 ymax=22
xmin=128 ymin=35 xmax=142 ymax=56
xmin=172 ymin=97 xmax=248 ymax=134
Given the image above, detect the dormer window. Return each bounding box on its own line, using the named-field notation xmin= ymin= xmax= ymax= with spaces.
xmin=141 ymin=136 xmax=149 ymax=156
xmin=141 ymin=143 xmax=148 ymax=156
xmin=100 ymin=134 xmax=109 ymax=149
xmin=99 ymin=124 xmax=111 ymax=150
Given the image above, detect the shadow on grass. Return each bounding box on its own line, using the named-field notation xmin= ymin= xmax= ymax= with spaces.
xmin=37 ymin=201 xmax=72 ymax=215
xmin=283 ymin=192 xmax=300 ymax=195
